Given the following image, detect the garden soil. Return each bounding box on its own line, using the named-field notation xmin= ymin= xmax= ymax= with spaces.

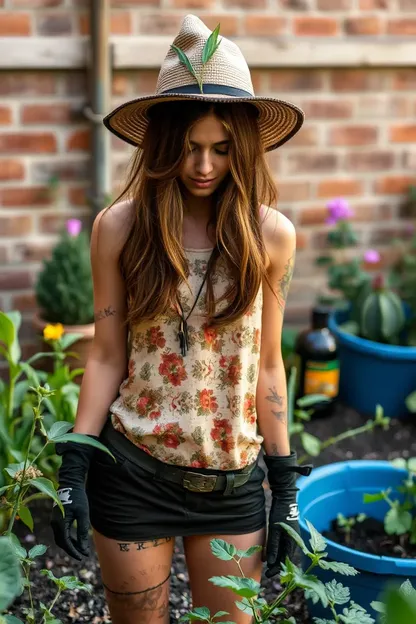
xmin=8 ymin=402 xmax=416 ymax=623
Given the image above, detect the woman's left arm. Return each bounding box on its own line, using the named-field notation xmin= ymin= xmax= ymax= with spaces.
xmin=256 ymin=210 xmax=296 ymax=456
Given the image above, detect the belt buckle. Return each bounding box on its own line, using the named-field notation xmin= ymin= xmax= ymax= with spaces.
xmin=183 ymin=471 xmax=217 ymax=493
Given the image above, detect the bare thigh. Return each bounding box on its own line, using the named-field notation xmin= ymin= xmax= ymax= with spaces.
xmin=93 ymin=530 xmax=175 ymax=624
xmin=184 ymin=528 xmax=266 ymax=624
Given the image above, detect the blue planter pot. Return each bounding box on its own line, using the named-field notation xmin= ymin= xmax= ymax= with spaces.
xmin=298 ymin=461 xmax=416 ymax=620
xmin=328 ymin=308 xmax=416 ymax=419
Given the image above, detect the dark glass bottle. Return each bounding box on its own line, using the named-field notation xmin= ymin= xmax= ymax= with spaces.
xmin=295 ymin=306 xmax=339 ymax=415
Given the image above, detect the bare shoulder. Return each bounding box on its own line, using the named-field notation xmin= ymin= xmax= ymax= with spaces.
xmin=91 ymin=199 xmax=135 ymax=259
xmin=259 ymin=205 xmax=296 ymax=271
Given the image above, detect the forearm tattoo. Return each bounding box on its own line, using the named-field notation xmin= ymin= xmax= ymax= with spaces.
xmin=94 ymin=305 xmax=116 ymax=322
xmin=266 ymin=386 xmax=287 ymax=423
xmin=117 ymin=537 xmax=172 ymax=552
xmin=278 ymin=252 xmax=295 ymax=312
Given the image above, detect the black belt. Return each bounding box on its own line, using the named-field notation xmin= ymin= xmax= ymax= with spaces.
xmin=101 ymin=420 xmax=257 ymax=495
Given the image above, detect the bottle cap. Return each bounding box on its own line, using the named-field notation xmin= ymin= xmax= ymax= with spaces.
xmin=312 ymin=306 xmax=330 ymax=329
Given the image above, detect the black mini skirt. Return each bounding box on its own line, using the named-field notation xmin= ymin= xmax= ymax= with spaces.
xmin=86 ymin=421 xmax=266 ymax=542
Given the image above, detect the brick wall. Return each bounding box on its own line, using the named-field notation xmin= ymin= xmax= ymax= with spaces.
xmin=0 ymin=0 xmax=415 ymax=360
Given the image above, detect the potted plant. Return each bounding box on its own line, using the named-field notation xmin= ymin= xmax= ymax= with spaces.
xmin=317 ymin=195 xmax=416 ymax=419
xmin=297 ymin=458 xmax=416 ymax=620
xmin=33 ymin=218 xmax=94 ymax=370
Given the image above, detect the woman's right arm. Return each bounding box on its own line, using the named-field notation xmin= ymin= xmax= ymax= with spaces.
xmin=72 ymin=202 xmax=131 ymax=435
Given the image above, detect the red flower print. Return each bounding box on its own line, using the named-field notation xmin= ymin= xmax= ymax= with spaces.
xmin=218 ymin=355 xmax=242 ymax=388
xmin=159 ymin=352 xmax=187 ymax=387
xmin=204 ymin=326 xmax=217 ymax=344
xmin=198 ymin=389 xmax=218 ymax=415
xmin=136 ymin=390 xmax=161 ymax=419
xmin=210 ymin=417 xmax=235 ymax=453
xmin=243 ymin=392 xmax=256 ymax=425
xmin=153 ymin=422 xmax=185 ymax=449
xmin=253 ymin=328 xmax=261 ymax=351
xmin=136 ymin=396 xmax=150 ymax=416
xmin=148 ymin=325 xmax=166 ymax=351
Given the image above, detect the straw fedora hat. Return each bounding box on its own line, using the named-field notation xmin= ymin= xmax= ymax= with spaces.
xmin=104 ymin=14 xmax=304 ymax=152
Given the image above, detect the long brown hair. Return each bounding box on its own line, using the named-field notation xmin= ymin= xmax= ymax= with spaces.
xmin=112 ymin=100 xmax=277 ymax=329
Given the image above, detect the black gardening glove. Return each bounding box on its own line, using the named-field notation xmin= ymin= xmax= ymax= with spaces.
xmin=51 ymin=437 xmax=98 ymax=561
xmin=264 ymin=451 xmax=312 ymax=578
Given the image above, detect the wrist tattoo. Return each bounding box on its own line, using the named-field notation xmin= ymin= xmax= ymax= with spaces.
xmin=94 ymin=306 xmax=116 ymax=322
xmin=117 ymin=537 xmax=172 ymax=552
xmin=270 ymin=443 xmax=281 ymax=456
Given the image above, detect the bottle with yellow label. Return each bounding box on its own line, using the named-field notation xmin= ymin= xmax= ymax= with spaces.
xmin=295 ymin=306 xmax=339 ymax=415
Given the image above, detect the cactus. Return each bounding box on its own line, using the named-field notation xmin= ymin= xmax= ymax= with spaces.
xmin=35 ymin=219 xmax=94 ymax=326
xmin=359 ymin=275 xmax=405 ymax=344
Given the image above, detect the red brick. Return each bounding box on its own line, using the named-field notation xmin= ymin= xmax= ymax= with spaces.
xmin=138 ymin=13 xmax=183 ymax=34
xmin=0 ymin=133 xmax=56 ymax=153
xmin=398 ymin=0 xmax=416 ymax=8
xmin=318 ymin=0 xmax=351 ymax=7
xmin=21 ymin=103 xmax=72 ymax=124
xmin=278 ymin=181 xmax=310 ymax=202
xmin=0 ymin=106 xmax=12 ymax=124
xmin=0 ymin=246 xmax=9 ymax=263
xmin=39 ymin=213 xmax=89 ymax=234
xmin=0 ymin=271 xmax=32 ymax=290
xmin=387 ymin=20 xmax=416 ymax=35
xmin=202 ymin=14 xmax=239 ymax=36
xmin=170 ymin=0 xmax=214 ymax=7
xmin=12 ymin=0 xmax=63 ymax=5
xmin=0 ymin=13 xmax=31 ymax=35
xmin=31 ymin=160 xmax=89 ymax=183
xmin=295 ymin=232 xmax=309 ymax=251
xmin=68 ymin=186 xmax=87 ymax=206
xmin=330 ymin=70 xmax=385 ymax=92
xmin=392 ymin=70 xmax=416 ymax=90
xmin=300 ymin=99 xmax=353 ymax=119
xmin=136 ymin=71 xmax=159 ymax=94
xmin=112 ymin=75 xmax=130 ymax=96
xmin=285 ymin=153 xmax=338 ymax=175
xmin=369 ymin=225 xmax=412 ymax=245
xmin=112 ymin=0 xmax=159 ymax=5
xmin=344 ymin=16 xmax=384 ymax=35
xmin=0 ymin=216 xmax=32 ymax=236
xmin=61 ymin=73 xmax=87 ymax=96
xmin=11 ymin=292 xmax=37 ymax=313
xmin=359 ymin=0 xmax=389 ymax=7
xmin=356 ymin=95 xmax=412 ymax=118
xmin=344 ymin=151 xmax=395 ymax=172
xmin=330 ymin=125 xmax=378 ymax=146
xmin=402 ymin=150 xmax=416 ymax=170
xmin=243 ymin=15 xmax=286 ymax=36
xmin=0 ymin=159 xmax=25 ymax=181
xmin=79 ymin=11 xmax=133 ymax=35
xmin=285 ymin=126 xmax=319 ymax=147
xmin=375 ymin=175 xmax=414 ymax=195
xmin=390 ymin=125 xmax=416 ymax=143
xmin=14 ymin=242 xmax=55 ymax=263
xmin=36 ymin=14 xmax=72 ymax=35
xmin=270 ymin=70 xmax=324 ymax=92
xmin=0 ymin=187 xmax=52 ymax=207
xmin=66 ymin=129 xmax=90 ymax=151
xmin=293 ymin=17 xmax=338 ymax=36
xmin=0 ymin=74 xmax=56 ymax=96
xmin=298 ymin=206 xmax=328 ymax=226
xmin=317 ymin=179 xmax=363 ymax=198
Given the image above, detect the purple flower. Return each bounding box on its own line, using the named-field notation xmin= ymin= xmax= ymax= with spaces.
xmin=66 ymin=218 xmax=82 ymax=237
xmin=364 ymin=249 xmax=381 ymax=264
xmin=326 ymin=197 xmax=354 ymax=225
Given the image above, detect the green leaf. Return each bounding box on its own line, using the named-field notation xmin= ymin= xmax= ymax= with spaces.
xmin=58 ymin=575 xmax=92 ymax=592
xmin=399 ymin=579 xmax=416 ymax=598
xmin=405 ymin=391 xmax=416 ymax=413
xmin=0 ymin=537 xmax=22 ymax=611
xmin=385 ymin=507 xmax=412 ymax=535
xmin=41 ymin=569 xmax=58 ymax=584
xmin=210 ymin=539 xmax=236 ymax=561
xmin=278 ymin=522 xmax=310 ymax=555
xmin=4 ymin=616 xmax=25 ymax=624
xmin=385 ymin=587 xmax=416 ymax=624
xmin=52 ymin=433 xmax=115 ymax=459
xmin=370 ymin=600 xmax=385 ymax=614
xmin=209 ymin=575 xmax=260 ymax=599
xmin=31 ymin=477 xmax=63 ymax=514
xmin=301 ymin=432 xmax=321 ymax=457
xmin=202 ymin=23 xmax=221 ymax=64
xmin=18 ymin=505 xmax=34 ymax=532
xmin=47 ymin=421 xmax=73 ymax=441
xmin=185 ymin=606 xmax=210 ymax=621
xmin=313 ymin=619 xmax=336 ymax=624
xmin=318 ymin=560 xmax=358 ymax=577
xmin=339 ymin=602 xmax=375 ymax=624
xmin=363 ymin=491 xmax=386 ymax=503
xmin=297 ymin=394 xmax=330 ymax=408
xmin=170 ymin=45 xmax=198 ymax=81
xmin=325 ymin=579 xmax=350 ymax=605
xmin=28 ymin=544 xmax=48 ymax=559
xmin=4 ymin=462 xmax=25 ymax=479
xmin=59 ymin=333 xmax=83 ymax=350
xmin=235 ymin=545 xmax=262 ymax=559
xmin=0 ymin=312 xmax=16 ymax=357
xmin=9 ymin=534 xmax=26 ymax=560
xmin=306 ymin=520 xmax=327 ymax=553
xmin=407 ymin=458 xmax=416 ymax=474
xmin=213 ymin=612 xmax=229 ymax=619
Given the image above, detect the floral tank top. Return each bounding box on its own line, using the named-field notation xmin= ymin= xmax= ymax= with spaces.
xmin=109 ymin=247 xmax=264 ymax=470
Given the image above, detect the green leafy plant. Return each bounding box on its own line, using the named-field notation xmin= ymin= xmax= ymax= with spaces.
xmin=336 ymin=513 xmax=367 ymax=546
xmin=179 ymin=521 xmax=377 ymax=623
xmin=171 ymin=23 xmax=221 ymax=94
xmin=363 ymin=457 xmax=416 ymax=546
xmin=0 ymin=386 xmax=113 ymax=623
xmin=34 ymin=219 xmax=93 ymax=326
xmin=372 ymin=579 xmax=416 ymax=624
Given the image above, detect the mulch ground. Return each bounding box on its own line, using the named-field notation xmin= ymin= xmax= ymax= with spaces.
xmin=7 ymin=402 xmax=416 ymax=623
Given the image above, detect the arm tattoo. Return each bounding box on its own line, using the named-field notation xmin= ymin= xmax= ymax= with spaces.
xmin=266 ymin=386 xmax=287 ymax=423
xmin=270 ymin=443 xmax=281 ymax=456
xmin=278 ymin=252 xmax=295 ymax=312
xmin=94 ymin=305 xmax=116 ymax=322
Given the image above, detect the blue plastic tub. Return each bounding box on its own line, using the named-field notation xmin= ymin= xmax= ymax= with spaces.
xmin=328 ymin=308 xmax=416 ymax=419
xmin=298 ymin=460 xmax=416 ymax=620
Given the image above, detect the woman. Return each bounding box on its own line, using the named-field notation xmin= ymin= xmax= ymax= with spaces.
xmin=51 ymin=14 xmax=311 ymax=624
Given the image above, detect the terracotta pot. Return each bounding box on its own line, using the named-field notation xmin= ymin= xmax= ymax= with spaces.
xmin=32 ymin=311 xmax=95 ymax=375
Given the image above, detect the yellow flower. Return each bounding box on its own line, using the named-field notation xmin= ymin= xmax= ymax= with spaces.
xmin=43 ymin=323 xmax=64 ymax=341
